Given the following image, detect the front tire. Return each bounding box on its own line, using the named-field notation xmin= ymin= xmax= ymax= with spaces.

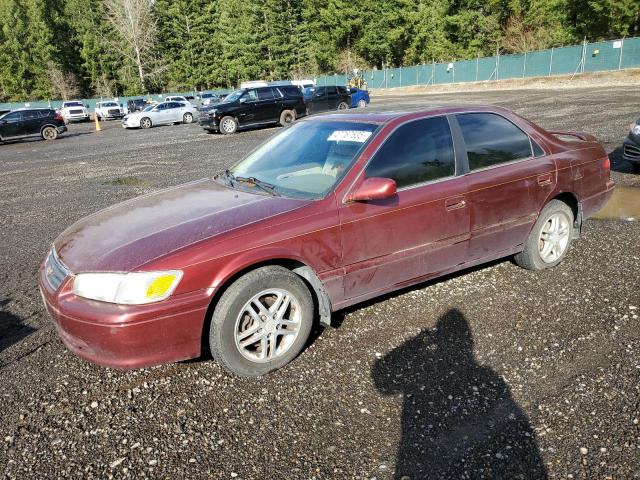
xmin=41 ymin=126 xmax=58 ymax=141
xmin=209 ymin=266 xmax=314 ymax=377
xmin=183 ymin=112 xmax=194 ymax=124
xmin=140 ymin=117 xmax=152 ymax=129
xmin=514 ymin=200 xmax=574 ymax=270
xmin=220 ymin=116 xmax=238 ymax=134
xmin=357 ymin=99 xmax=367 ymax=108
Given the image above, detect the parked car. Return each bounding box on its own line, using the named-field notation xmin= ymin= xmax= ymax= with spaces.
xmin=125 ymin=98 xmax=149 ymax=115
xmin=623 ymin=117 xmax=640 ymax=170
xmin=350 ymin=87 xmax=370 ymax=108
xmin=95 ymin=101 xmax=124 ymax=120
xmin=39 ymin=106 xmax=614 ymax=376
xmin=0 ymin=108 xmax=66 ymax=142
xmin=122 ymin=101 xmax=198 ymax=129
xmin=200 ymin=92 xmax=224 ymax=107
xmin=199 ymin=86 xmax=306 ymax=134
xmin=303 ymin=86 xmax=351 ymax=114
xmin=165 ymin=95 xmax=192 ymax=104
xmin=60 ymin=101 xmax=89 ymax=122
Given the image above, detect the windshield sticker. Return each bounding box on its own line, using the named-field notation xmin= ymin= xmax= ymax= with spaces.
xmin=327 ymin=130 xmax=372 ymax=143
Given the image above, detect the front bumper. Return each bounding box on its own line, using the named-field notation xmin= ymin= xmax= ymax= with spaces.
xmin=622 ymin=136 xmax=640 ymax=163
xmin=121 ymin=118 xmax=140 ymax=128
xmin=199 ymin=116 xmax=219 ymax=132
xmin=65 ymin=114 xmax=90 ymax=122
xmin=39 ymin=261 xmax=211 ymax=369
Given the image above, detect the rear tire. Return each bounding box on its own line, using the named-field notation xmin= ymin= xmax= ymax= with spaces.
xmin=209 ymin=266 xmax=314 ymax=377
xmin=279 ymin=109 xmax=296 ymax=126
xmin=41 ymin=126 xmax=58 ymax=141
xmin=514 ymin=200 xmax=574 ymax=270
xmin=140 ymin=117 xmax=152 ymax=129
xmin=337 ymin=102 xmax=349 ymax=110
xmin=220 ymin=116 xmax=238 ymax=134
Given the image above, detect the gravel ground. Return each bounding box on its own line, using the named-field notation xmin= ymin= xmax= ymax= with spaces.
xmin=1 ymin=87 xmax=639 ymax=479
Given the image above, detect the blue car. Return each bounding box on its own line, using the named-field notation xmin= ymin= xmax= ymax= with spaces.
xmin=350 ymin=87 xmax=370 ymax=108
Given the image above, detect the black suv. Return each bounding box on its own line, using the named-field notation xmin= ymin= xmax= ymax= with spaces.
xmin=0 ymin=108 xmax=67 ymax=142
xmin=303 ymin=86 xmax=351 ymax=114
xmin=126 ymin=98 xmax=148 ymax=114
xmin=199 ymin=86 xmax=306 ymax=134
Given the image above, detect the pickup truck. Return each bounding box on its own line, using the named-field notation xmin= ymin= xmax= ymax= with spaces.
xmin=60 ymin=101 xmax=90 ymax=123
xmin=95 ymin=101 xmax=124 ymax=120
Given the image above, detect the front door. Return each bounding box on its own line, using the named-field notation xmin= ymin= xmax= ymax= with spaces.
xmin=0 ymin=112 xmax=24 ymax=138
xmin=339 ymin=115 xmax=470 ymax=301
xmin=237 ymin=89 xmax=259 ymax=124
xmin=453 ymin=112 xmax=556 ymax=260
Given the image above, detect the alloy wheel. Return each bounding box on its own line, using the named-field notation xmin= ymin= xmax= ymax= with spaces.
xmin=538 ymin=212 xmax=571 ymax=263
xmin=234 ymin=289 xmax=301 ymax=363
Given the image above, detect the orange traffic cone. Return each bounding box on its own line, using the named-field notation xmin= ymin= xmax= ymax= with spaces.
xmin=95 ymin=112 xmax=101 ymax=132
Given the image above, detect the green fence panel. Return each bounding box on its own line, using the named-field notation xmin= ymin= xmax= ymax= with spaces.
xmin=584 ymin=40 xmax=623 ymax=72
xmin=453 ymin=59 xmax=477 ymax=83
xmin=523 ymin=49 xmax=552 ymax=77
xmin=498 ymin=53 xmax=526 ymax=79
xmin=476 ymin=57 xmax=497 ymax=81
xmin=549 ymin=45 xmax=582 ymax=75
xmin=621 ymin=37 xmax=640 ymax=69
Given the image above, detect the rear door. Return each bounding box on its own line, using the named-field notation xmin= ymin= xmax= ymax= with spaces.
xmin=454 ymin=112 xmax=556 ymax=260
xmin=22 ymin=110 xmax=42 ymax=135
xmin=339 ymin=115 xmax=469 ymax=301
xmin=308 ymin=87 xmax=328 ymax=114
xmin=326 ymin=86 xmax=340 ymax=110
xmin=255 ymin=87 xmax=279 ymax=122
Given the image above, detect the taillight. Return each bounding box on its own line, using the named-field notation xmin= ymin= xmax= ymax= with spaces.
xmin=603 ymin=156 xmax=610 ymax=170
xmin=54 ymin=111 xmax=63 ymax=121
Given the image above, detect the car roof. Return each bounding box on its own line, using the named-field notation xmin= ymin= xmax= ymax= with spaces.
xmin=305 ymin=105 xmax=516 ymax=125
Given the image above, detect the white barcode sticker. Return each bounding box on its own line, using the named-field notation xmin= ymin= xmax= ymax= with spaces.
xmin=327 ymin=130 xmax=372 ymax=143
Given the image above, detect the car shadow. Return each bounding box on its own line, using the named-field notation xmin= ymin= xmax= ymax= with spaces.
xmin=0 ymin=298 xmax=36 ymax=354
xmin=372 ymin=308 xmax=548 ymax=479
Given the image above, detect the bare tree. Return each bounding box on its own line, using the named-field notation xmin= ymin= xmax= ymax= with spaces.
xmin=104 ymin=0 xmax=160 ymax=88
xmin=47 ymin=62 xmax=82 ymax=100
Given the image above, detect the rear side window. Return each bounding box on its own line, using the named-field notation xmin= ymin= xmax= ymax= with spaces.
xmin=366 ymin=116 xmax=456 ymax=188
xmin=22 ymin=110 xmax=38 ymax=120
xmin=38 ymin=110 xmax=51 ymax=118
xmin=457 ymin=113 xmax=532 ymax=170
xmin=337 ymin=86 xmax=348 ymax=94
xmin=327 ymin=86 xmax=338 ymax=95
xmin=257 ymin=88 xmax=275 ymax=101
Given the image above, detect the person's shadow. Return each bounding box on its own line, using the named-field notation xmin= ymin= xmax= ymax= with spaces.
xmin=373 ymin=309 xmax=547 ymax=479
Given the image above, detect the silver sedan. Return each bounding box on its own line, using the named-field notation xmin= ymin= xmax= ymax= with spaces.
xmin=122 ymin=101 xmax=199 ymax=129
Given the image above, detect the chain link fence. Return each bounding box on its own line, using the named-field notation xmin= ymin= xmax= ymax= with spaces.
xmin=1 ymin=38 xmax=639 ymax=112
xmin=315 ymin=37 xmax=640 ymax=88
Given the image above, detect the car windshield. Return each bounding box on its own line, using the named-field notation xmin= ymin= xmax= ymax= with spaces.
xmin=101 ymin=102 xmax=118 ymax=107
xmin=142 ymin=105 xmax=155 ymax=112
xmin=226 ymin=120 xmax=379 ymax=199
xmin=64 ymin=102 xmax=83 ymax=107
xmin=223 ymin=91 xmax=243 ymax=103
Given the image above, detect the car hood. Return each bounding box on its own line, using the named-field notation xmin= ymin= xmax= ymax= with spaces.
xmin=54 ymin=179 xmax=309 ymax=272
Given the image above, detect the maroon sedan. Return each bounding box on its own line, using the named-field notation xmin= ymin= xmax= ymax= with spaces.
xmin=39 ymin=106 xmax=614 ymax=376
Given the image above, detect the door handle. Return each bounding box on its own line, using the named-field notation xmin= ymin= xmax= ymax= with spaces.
xmin=537 ymin=173 xmax=552 ymax=186
xmin=445 ymin=197 xmax=467 ymax=211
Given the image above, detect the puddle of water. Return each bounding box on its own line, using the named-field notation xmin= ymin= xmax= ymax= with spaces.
xmin=592 ymin=186 xmax=640 ymax=221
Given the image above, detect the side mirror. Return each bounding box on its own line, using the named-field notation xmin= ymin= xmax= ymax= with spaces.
xmin=347 ymin=177 xmax=397 ymax=202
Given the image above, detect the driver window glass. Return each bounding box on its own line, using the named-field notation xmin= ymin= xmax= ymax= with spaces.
xmin=366 ymin=116 xmax=456 ymax=188
xmin=244 ymin=90 xmax=258 ymax=102
xmin=4 ymin=112 xmax=21 ymax=122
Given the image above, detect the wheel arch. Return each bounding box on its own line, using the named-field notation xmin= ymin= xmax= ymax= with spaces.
xmin=548 ymin=191 xmax=582 ymax=239
xmin=200 ymin=255 xmax=332 ymax=357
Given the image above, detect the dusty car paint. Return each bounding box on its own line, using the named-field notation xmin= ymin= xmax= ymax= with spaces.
xmin=39 ymin=106 xmax=615 ymax=369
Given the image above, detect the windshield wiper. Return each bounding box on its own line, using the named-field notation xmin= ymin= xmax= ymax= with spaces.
xmin=233 ymin=175 xmax=280 ymax=196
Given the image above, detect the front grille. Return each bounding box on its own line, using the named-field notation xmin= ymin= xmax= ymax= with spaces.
xmin=70 ymin=109 xmax=83 ymax=115
xmin=45 ymin=248 xmax=70 ymax=291
xmin=623 ymin=143 xmax=640 ymax=159
xmin=108 ymin=109 xmax=120 ymax=115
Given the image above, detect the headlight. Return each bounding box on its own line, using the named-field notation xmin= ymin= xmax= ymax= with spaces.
xmin=73 ymin=270 xmax=183 ymax=304
xmin=632 ymin=124 xmax=640 ymax=136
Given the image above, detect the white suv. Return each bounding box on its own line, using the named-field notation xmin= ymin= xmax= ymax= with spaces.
xmin=60 ymin=101 xmax=90 ymax=122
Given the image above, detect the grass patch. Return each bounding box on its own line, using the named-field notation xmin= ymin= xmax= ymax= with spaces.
xmin=107 ymin=176 xmax=145 ymax=186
